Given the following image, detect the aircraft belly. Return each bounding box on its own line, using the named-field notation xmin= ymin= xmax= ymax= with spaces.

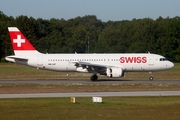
xmin=57 ymin=63 xmax=76 ymax=71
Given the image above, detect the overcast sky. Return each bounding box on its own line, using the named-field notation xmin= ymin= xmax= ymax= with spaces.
xmin=1 ymin=0 xmax=180 ymax=21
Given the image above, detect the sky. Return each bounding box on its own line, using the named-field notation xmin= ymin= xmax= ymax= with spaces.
xmin=1 ymin=0 xmax=180 ymax=22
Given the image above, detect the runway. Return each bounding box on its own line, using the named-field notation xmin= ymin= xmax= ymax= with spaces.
xmin=0 ymin=79 xmax=180 ymax=98
xmin=0 ymin=91 xmax=180 ymax=98
xmin=0 ymin=79 xmax=180 ymax=84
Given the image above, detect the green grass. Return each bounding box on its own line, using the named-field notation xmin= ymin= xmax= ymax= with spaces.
xmin=0 ymin=63 xmax=180 ymax=80
xmin=1 ymin=83 xmax=180 ymax=94
xmin=0 ymin=96 xmax=180 ymax=120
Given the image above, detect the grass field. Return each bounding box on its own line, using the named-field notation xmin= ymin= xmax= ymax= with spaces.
xmin=0 ymin=96 xmax=180 ymax=120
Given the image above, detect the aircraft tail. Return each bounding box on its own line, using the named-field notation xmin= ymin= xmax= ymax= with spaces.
xmin=8 ymin=27 xmax=40 ymax=56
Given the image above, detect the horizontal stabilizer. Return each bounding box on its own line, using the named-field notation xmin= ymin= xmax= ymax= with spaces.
xmin=5 ymin=55 xmax=28 ymax=62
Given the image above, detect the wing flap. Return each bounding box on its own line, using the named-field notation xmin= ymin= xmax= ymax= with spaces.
xmin=74 ymin=61 xmax=106 ymax=68
xmin=73 ymin=61 xmax=107 ymax=73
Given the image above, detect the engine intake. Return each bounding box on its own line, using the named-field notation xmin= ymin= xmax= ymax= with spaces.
xmin=106 ymin=67 xmax=124 ymax=78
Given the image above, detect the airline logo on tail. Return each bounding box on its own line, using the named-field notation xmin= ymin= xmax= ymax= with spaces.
xmin=13 ymin=35 xmax=25 ymax=47
xmin=8 ymin=27 xmax=35 ymax=50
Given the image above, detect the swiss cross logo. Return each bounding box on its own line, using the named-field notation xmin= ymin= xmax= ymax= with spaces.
xmin=13 ymin=35 xmax=25 ymax=47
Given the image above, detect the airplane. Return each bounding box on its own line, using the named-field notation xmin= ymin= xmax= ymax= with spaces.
xmin=5 ymin=27 xmax=174 ymax=81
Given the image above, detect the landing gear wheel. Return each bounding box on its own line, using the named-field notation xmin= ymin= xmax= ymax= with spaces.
xmin=149 ymin=76 xmax=153 ymax=81
xmin=90 ymin=74 xmax=98 ymax=81
xmin=149 ymin=72 xmax=153 ymax=81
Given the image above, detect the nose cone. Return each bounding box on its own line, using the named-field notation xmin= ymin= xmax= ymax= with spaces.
xmin=168 ymin=62 xmax=174 ymax=69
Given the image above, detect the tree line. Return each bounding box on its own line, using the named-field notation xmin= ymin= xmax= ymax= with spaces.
xmin=0 ymin=11 xmax=180 ymax=62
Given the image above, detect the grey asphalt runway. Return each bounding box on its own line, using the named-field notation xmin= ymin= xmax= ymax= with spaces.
xmin=0 ymin=91 xmax=180 ymax=98
xmin=0 ymin=79 xmax=180 ymax=84
xmin=0 ymin=79 xmax=180 ymax=98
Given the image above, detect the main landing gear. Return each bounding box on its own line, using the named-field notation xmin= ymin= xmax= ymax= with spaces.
xmin=90 ymin=74 xmax=98 ymax=81
xmin=149 ymin=72 xmax=153 ymax=81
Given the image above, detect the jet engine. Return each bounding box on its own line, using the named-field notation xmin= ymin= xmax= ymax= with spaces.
xmin=106 ymin=67 xmax=124 ymax=78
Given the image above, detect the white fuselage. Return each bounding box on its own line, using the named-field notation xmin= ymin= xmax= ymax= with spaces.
xmin=7 ymin=53 xmax=174 ymax=72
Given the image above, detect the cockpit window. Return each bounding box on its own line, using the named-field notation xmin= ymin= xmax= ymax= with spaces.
xmin=160 ymin=58 xmax=168 ymax=61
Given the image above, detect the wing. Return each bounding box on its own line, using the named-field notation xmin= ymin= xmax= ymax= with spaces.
xmin=73 ymin=61 xmax=109 ymax=74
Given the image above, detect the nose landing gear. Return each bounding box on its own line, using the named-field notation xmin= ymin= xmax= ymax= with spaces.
xmin=149 ymin=72 xmax=153 ymax=81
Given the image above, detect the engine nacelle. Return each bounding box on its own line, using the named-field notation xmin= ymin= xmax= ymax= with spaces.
xmin=106 ymin=67 xmax=124 ymax=78
xmin=76 ymin=67 xmax=88 ymax=72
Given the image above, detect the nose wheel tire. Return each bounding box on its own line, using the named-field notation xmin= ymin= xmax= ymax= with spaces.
xmin=90 ymin=74 xmax=98 ymax=81
xmin=149 ymin=76 xmax=153 ymax=81
xmin=149 ymin=72 xmax=153 ymax=81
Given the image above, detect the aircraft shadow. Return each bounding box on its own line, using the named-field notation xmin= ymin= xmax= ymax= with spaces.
xmin=95 ymin=79 xmax=133 ymax=82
